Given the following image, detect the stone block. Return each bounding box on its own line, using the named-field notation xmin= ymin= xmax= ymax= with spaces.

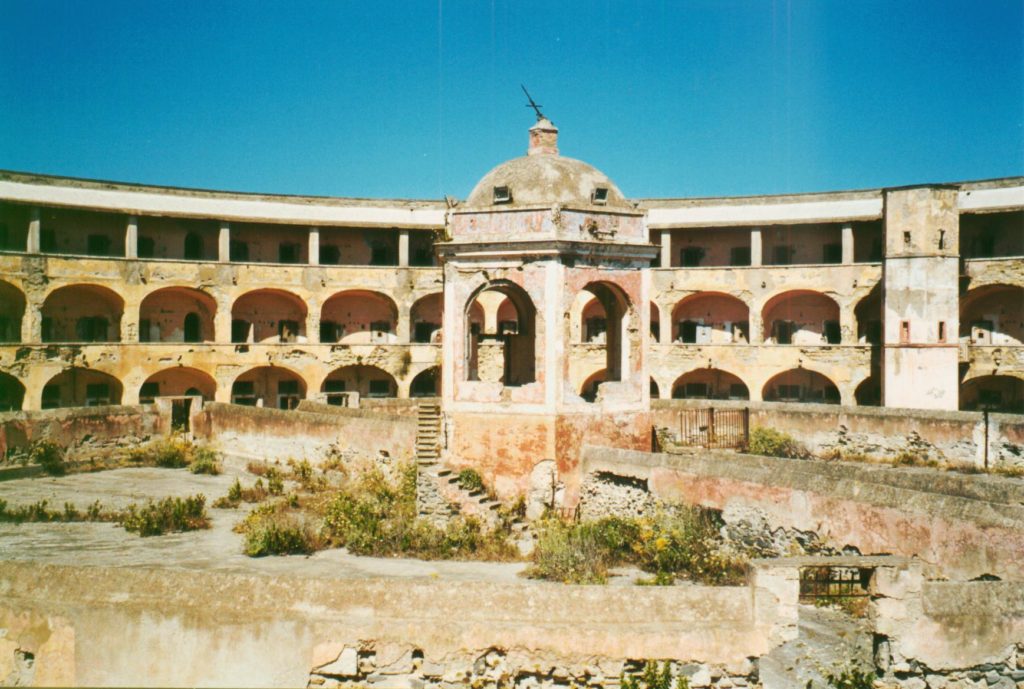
xmin=316 ymin=647 xmax=359 ymax=678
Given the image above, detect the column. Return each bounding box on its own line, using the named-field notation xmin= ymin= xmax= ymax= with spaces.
xmin=26 ymin=208 xmax=41 ymax=253
xmin=213 ymin=292 xmax=232 ymax=343
xmin=21 ymin=301 xmax=41 ymax=343
xmin=658 ymin=302 xmax=672 ymax=344
xmin=750 ymin=228 xmax=763 ymax=267
xmin=305 ymin=300 xmax=321 ymax=344
xmin=308 ymin=227 xmax=320 ymax=266
xmin=840 ymin=302 xmax=856 ymax=345
xmin=397 ymin=303 xmax=411 ymax=344
xmin=660 ymin=230 xmax=672 ymax=268
xmin=218 ymin=221 xmax=230 ymax=263
xmin=120 ymin=302 xmax=139 ymax=343
xmin=398 ymin=229 xmax=410 ymax=268
xmin=841 ymin=223 xmax=854 ymax=265
xmin=749 ymin=310 xmax=763 ymax=344
xmin=125 ymin=216 xmax=139 ymax=259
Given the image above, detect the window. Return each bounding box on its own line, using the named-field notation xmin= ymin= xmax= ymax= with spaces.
xmin=229 ymin=240 xmax=249 ymax=262
xmin=824 ymin=320 xmax=841 ymax=345
xmin=869 ymin=239 xmax=883 ymax=262
xmin=370 ymin=321 xmax=391 ymax=343
xmin=824 ymin=385 xmax=840 ymax=403
xmin=591 ymin=187 xmax=609 ymax=205
xmin=900 ymin=320 xmax=911 ymax=344
xmin=278 ymin=320 xmax=300 ymax=343
xmin=777 ymin=384 xmax=801 ymax=401
xmin=139 ymin=319 xmax=153 ymax=343
xmin=822 ymin=243 xmax=842 ymax=264
xmin=498 ymin=320 xmax=518 ymax=336
xmin=183 ymin=313 xmax=201 ymax=343
xmin=40 ymin=228 xmax=57 ymax=253
xmin=684 ymin=382 xmax=709 ymax=398
xmin=323 ymin=379 xmax=346 ymax=406
xmin=971 ymin=320 xmax=993 ymax=345
xmin=320 ymin=321 xmax=342 ymax=343
xmin=729 ymin=247 xmax=751 ymax=266
xmin=680 ymin=247 xmax=704 ymax=267
xmin=277 ymin=380 xmax=301 ymax=410
xmin=41 ymin=317 xmax=53 ymax=342
xmin=41 ymin=385 xmax=60 ymax=409
xmin=137 ymin=236 xmax=156 ymax=258
xmin=493 ymin=186 xmax=512 ymax=204
xmin=413 ymin=322 xmax=438 ymax=343
xmin=231 ymin=319 xmax=251 ymax=343
xmin=772 ymin=245 xmax=793 ymax=265
xmin=774 ymin=321 xmax=796 ymax=345
xmin=979 ymin=389 xmax=1003 ymax=408
xmin=412 ymin=247 xmax=433 ymax=267
xmin=320 ymin=245 xmax=341 ymax=265
xmin=231 ymin=381 xmax=257 ymax=406
xmin=370 ymin=244 xmax=391 ymax=266
xmin=184 ymin=232 xmax=203 ymax=260
xmin=903 ymin=231 xmax=911 ymax=249
xmin=85 ymin=383 xmax=111 ymax=406
xmin=585 ymin=318 xmax=607 ymax=343
xmin=678 ymin=320 xmax=698 ymax=344
xmin=76 ymin=317 xmax=110 ymax=342
xmin=87 ymin=234 xmax=112 ymax=256
xmin=368 ymin=380 xmax=391 ymax=398
xmin=278 ymin=243 xmax=300 ymax=264
xmin=938 ymin=230 xmax=946 ymax=251
xmin=139 ymin=382 xmax=160 ymax=404
xmin=937 ymin=321 xmax=946 ymax=343
xmin=729 ymin=384 xmax=747 ymax=399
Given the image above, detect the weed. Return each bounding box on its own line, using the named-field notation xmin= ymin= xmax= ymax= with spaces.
xmin=993 ymin=464 xmax=1024 ymax=479
xmin=118 ymin=495 xmax=210 ymax=536
xmin=456 ymin=468 xmax=485 ymax=493
xmin=267 ymin=472 xmax=284 ymax=495
xmin=747 ymin=427 xmax=807 ymax=459
xmin=30 ymin=441 xmax=65 ymax=476
xmin=237 ymin=502 xmax=321 ymax=556
xmin=807 ymin=664 xmax=875 ymax=689
xmin=621 ymin=661 xmax=689 ymax=689
xmin=188 ymin=447 xmax=221 ymax=475
xmin=246 ymin=461 xmax=275 ymax=477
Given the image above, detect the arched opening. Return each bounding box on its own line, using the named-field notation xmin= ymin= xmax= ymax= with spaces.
xmin=671 ymin=292 xmax=749 ymax=344
xmin=582 ymin=281 xmax=632 ymax=383
xmin=762 ymin=290 xmax=841 ymax=345
xmin=854 ymin=375 xmax=881 ymax=406
xmin=961 ymin=375 xmax=1024 ymax=413
xmin=183 ymin=232 xmax=204 ymax=260
xmin=580 ymin=297 xmax=607 ymax=343
xmin=465 ymin=282 xmax=536 ymax=386
xmin=410 ymin=367 xmax=441 ymax=397
xmin=410 ymin=293 xmax=443 ymax=344
xmin=650 ymin=378 xmax=660 ymax=399
xmin=650 ymin=302 xmax=661 ymax=342
xmin=581 ymin=369 xmax=606 ymax=403
xmin=0 ymin=280 xmax=25 ymax=343
xmin=139 ymin=287 xmax=216 ymax=343
xmin=320 ymin=290 xmax=398 ymax=344
xmin=41 ymin=284 xmax=124 ymax=343
xmin=854 ymin=284 xmax=882 ymax=345
xmin=671 ymin=368 xmax=749 ymax=400
xmin=231 ymin=289 xmax=307 ymax=344
xmin=321 ymin=365 xmax=397 ymax=400
xmin=231 ymin=367 xmax=306 ymax=409
xmin=0 ymin=372 xmax=25 ymax=411
xmin=763 ymin=369 xmax=839 ymax=404
xmin=41 ymin=368 xmax=123 ymax=409
xmin=960 ymin=285 xmax=1024 ymax=346
xmin=139 ymin=367 xmax=217 ymax=404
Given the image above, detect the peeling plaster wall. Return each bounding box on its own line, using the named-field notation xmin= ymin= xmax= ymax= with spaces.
xmin=0 ymin=404 xmax=164 ymax=459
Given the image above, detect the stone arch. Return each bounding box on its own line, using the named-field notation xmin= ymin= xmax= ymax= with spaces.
xmin=671 ymin=292 xmax=750 ymax=344
xmin=465 ymin=281 xmax=537 ymax=386
xmin=320 ymin=290 xmax=399 ymax=344
xmin=410 ymin=293 xmax=443 ymax=344
xmin=960 ymin=374 xmax=1024 ymax=413
xmin=231 ymin=366 xmax=306 ymax=409
xmin=139 ymin=367 xmax=217 ymax=403
xmin=231 ymin=289 xmax=307 ymax=344
xmin=762 ymin=368 xmax=839 ymax=404
xmin=960 ymin=284 xmax=1024 ymax=346
xmin=762 ymin=290 xmax=841 ymax=345
xmin=581 ymin=281 xmax=633 ymax=383
xmin=854 ymin=284 xmax=882 ymax=345
xmin=649 ymin=377 xmax=660 ymax=399
xmin=139 ymin=286 xmax=216 ymax=343
xmin=671 ymin=368 xmax=750 ymax=400
xmin=410 ymin=366 xmax=441 ymax=397
xmin=650 ymin=302 xmax=661 ymax=342
xmin=0 ymin=280 xmax=25 ymax=343
xmin=580 ymin=369 xmax=606 ymax=403
xmin=0 ymin=371 xmax=26 ymax=411
xmin=42 ymin=368 xmax=123 ymax=408
xmin=41 ymin=284 xmax=123 ymax=343
xmin=321 ymin=365 xmax=398 ymax=399
xmin=854 ymin=374 xmax=881 ymax=406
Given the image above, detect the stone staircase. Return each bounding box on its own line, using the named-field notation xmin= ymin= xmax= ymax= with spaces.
xmin=415 ymin=402 xmax=442 ymax=464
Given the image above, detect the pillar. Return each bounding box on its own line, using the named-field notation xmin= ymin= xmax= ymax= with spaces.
xmin=214 ymin=292 xmax=232 ymax=343
xmin=658 ymin=302 xmax=672 ymax=344
xmin=125 ymin=216 xmax=138 ymax=259
xmin=398 ymin=229 xmax=410 ymax=268
xmin=839 ymin=300 xmax=856 ymax=345
xmin=660 ymin=230 xmax=672 ymax=268
xmin=308 ymin=227 xmax=320 ymax=266
xmin=750 ymin=228 xmax=763 ymax=267
xmin=306 ymin=300 xmax=321 ymax=344
xmin=21 ymin=301 xmax=41 ymax=343
xmin=120 ymin=302 xmax=139 ymax=343
xmin=26 ymin=207 xmax=40 ymax=253
xmin=218 ymin=221 xmax=230 ymax=263
xmin=842 ymin=223 xmax=854 ymax=265
xmin=749 ymin=310 xmax=763 ymax=344
xmin=397 ymin=303 xmax=412 ymax=344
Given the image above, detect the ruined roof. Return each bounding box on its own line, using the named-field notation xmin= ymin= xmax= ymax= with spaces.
xmin=464 ymin=155 xmax=631 ymax=210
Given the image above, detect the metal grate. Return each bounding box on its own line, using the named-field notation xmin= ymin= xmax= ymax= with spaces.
xmin=676 ymin=407 xmax=749 ymax=449
xmin=799 ymin=566 xmax=872 ymax=601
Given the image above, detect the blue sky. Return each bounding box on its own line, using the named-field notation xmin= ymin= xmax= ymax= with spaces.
xmin=1 ymin=1 xmax=1021 ymax=200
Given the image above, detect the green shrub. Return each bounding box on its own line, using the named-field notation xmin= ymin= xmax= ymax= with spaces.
xmin=527 ymin=518 xmax=616 ymax=584
xmin=811 ymin=664 xmax=875 ymax=689
xmin=456 ymin=468 xmax=485 ymax=493
xmin=621 ymin=661 xmax=689 ymax=689
xmin=747 ymin=427 xmax=805 ymax=459
xmin=118 ymin=495 xmax=210 ymax=536
xmin=238 ymin=502 xmax=321 ymax=556
xmin=188 ymin=447 xmax=221 ymax=475
xmin=30 ymin=440 xmax=66 ymax=476
xmin=151 ymin=438 xmax=192 ymax=468
xmin=212 ymin=478 xmax=243 ymax=508
xmin=267 ymin=471 xmax=284 ymax=496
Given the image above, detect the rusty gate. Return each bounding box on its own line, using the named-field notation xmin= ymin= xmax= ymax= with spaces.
xmin=675 ymin=407 xmax=749 ymax=449
xmin=799 ymin=566 xmax=872 ymax=602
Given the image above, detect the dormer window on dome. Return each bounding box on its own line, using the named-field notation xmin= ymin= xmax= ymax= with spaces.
xmin=493 ymin=186 xmax=512 ymax=204
xmin=592 ymin=187 xmax=609 ymax=205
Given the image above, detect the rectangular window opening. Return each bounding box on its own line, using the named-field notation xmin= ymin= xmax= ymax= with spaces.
xmin=493 ymin=186 xmax=512 ymax=204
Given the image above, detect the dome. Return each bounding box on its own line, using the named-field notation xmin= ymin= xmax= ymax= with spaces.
xmin=463 ymin=118 xmax=630 ymax=210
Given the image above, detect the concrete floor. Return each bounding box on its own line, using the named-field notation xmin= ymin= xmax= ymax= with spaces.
xmin=0 ymin=467 xmax=529 ymax=583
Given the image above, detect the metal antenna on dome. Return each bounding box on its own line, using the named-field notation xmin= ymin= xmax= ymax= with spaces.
xmin=521 ymin=85 xmax=546 ymax=121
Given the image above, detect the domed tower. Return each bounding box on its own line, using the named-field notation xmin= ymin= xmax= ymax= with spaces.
xmin=437 ymin=116 xmax=658 ymax=502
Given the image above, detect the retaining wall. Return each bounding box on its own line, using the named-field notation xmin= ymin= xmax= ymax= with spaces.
xmin=0 ymin=404 xmax=165 ymax=460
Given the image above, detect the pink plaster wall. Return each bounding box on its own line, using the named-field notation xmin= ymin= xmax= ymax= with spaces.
xmin=231 ymin=290 xmax=307 ymax=343
xmin=320 ymin=291 xmax=397 ymax=344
